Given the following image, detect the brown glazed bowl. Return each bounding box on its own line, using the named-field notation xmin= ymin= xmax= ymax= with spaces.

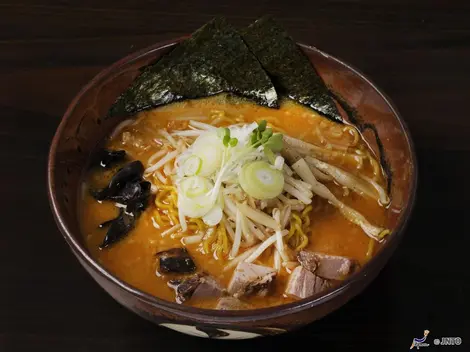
xmin=47 ymin=38 xmax=417 ymax=339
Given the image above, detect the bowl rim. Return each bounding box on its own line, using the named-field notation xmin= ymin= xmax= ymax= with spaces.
xmin=47 ymin=37 xmax=418 ymax=324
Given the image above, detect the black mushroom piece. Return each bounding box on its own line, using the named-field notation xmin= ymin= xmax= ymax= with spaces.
xmin=89 ymin=149 xmax=127 ymax=169
xmin=92 ymin=160 xmax=151 ymax=249
xmin=99 ymin=210 xmax=136 ymax=249
xmin=156 ymin=248 xmax=197 ymax=274
xmin=168 ymin=273 xmax=225 ymax=304
xmin=107 ymin=180 xmax=151 ymax=213
xmin=92 ymin=160 xmax=145 ymax=201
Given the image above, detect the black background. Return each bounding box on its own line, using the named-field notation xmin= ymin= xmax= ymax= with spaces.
xmin=0 ymin=0 xmax=468 ymax=351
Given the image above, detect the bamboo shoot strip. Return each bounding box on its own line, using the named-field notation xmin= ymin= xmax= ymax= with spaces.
xmin=292 ymin=158 xmax=389 ymax=241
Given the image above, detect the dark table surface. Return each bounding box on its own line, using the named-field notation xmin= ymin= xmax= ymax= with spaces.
xmin=1 ymin=1 xmax=468 ymax=351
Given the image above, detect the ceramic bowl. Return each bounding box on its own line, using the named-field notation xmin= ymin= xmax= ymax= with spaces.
xmin=47 ymin=38 xmax=417 ymax=339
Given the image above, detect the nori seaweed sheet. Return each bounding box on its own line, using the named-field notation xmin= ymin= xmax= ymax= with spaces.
xmin=242 ymin=16 xmax=343 ymax=123
xmin=108 ymin=17 xmax=278 ymax=118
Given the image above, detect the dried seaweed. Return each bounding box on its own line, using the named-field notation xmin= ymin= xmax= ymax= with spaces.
xmin=242 ymin=16 xmax=343 ymax=123
xmin=108 ymin=17 xmax=278 ymax=118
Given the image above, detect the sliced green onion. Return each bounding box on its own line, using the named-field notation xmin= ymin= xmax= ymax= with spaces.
xmin=190 ymin=133 xmax=224 ymax=176
xmin=178 ymin=176 xmax=215 ymax=218
xmin=182 ymin=155 xmax=202 ymax=176
xmin=180 ymin=176 xmax=212 ymax=198
xmin=239 ymin=161 xmax=284 ymax=200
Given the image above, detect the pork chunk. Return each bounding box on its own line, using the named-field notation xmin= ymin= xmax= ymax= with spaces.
xmin=297 ymin=251 xmax=356 ymax=280
xmin=227 ymin=262 xmax=277 ymax=298
xmin=193 ymin=275 xmax=225 ymax=299
xmin=285 ymin=266 xmax=331 ymax=299
xmin=168 ymin=273 xmax=224 ymax=304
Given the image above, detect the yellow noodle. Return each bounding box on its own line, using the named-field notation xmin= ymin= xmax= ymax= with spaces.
xmin=203 ymin=228 xmax=217 ymax=254
xmin=189 ymin=218 xmax=206 ymax=231
xmin=152 ymin=176 xmax=183 ymax=231
xmin=329 ymin=124 xmax=343 ymax=138
xmin=221 ymin=225 xmax=229 ymax=255
xmin=156 ymin=183 xmax=176 ymax=191
xmin=170 ymin=190 xmax=178 ymax=206
xmin=168 ymin=211 xmax=179 ymax=225
xmin=345 ymin=125 xmax=360 ymax=146
xmin=168 ymin=197 xmax=177 ymax=210
xmin=369 ymin=154 xmax=381 ymax=180
xmin=155 ymin=190 xmax=172 ymax=210
xmin=286 ymin=213 xmax=300 ymax=247
xmin=201 ymin=220 xmax=231 ymax=259
xmin=302 ymin=215 xmax=310 ymax=229
xmin=187 ymin=224 xmax=199 ymax=231
xmin=286 ymin=212 xmax=311 ymax=250
xmin=286 ymin=223 xmax=297 ymax=242
xmin=294 ymin=223 xmax=308 ymax=251
xmin=292 ymin=213 xmax=302 ymax=225
xmin=292 ymin=233 xmax=300 ymax=249
xmin=153 ymin=211 xmax=170 ymax=227
xmin=301 ymin=205 xmax=313 ymax=229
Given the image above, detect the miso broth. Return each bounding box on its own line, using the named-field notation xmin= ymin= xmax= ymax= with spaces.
xmin=81 ymin=96 xmax=389 ymax=310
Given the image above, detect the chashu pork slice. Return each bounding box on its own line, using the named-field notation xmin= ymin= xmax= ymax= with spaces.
xmin=227 ymin=262 xmax=277 ymax=298
xmin=297 ymin=251 xmax=357 ymax=280
xmin=285 ymin=266 xmax=331 ymax=299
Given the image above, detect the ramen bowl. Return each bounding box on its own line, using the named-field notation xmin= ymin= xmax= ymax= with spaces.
xmin=47 ymin=38 xmax=417 ymax=339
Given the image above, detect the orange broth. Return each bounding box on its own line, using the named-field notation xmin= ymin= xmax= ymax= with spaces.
xmin=80 ymin=96 xmax=388 ymax=309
